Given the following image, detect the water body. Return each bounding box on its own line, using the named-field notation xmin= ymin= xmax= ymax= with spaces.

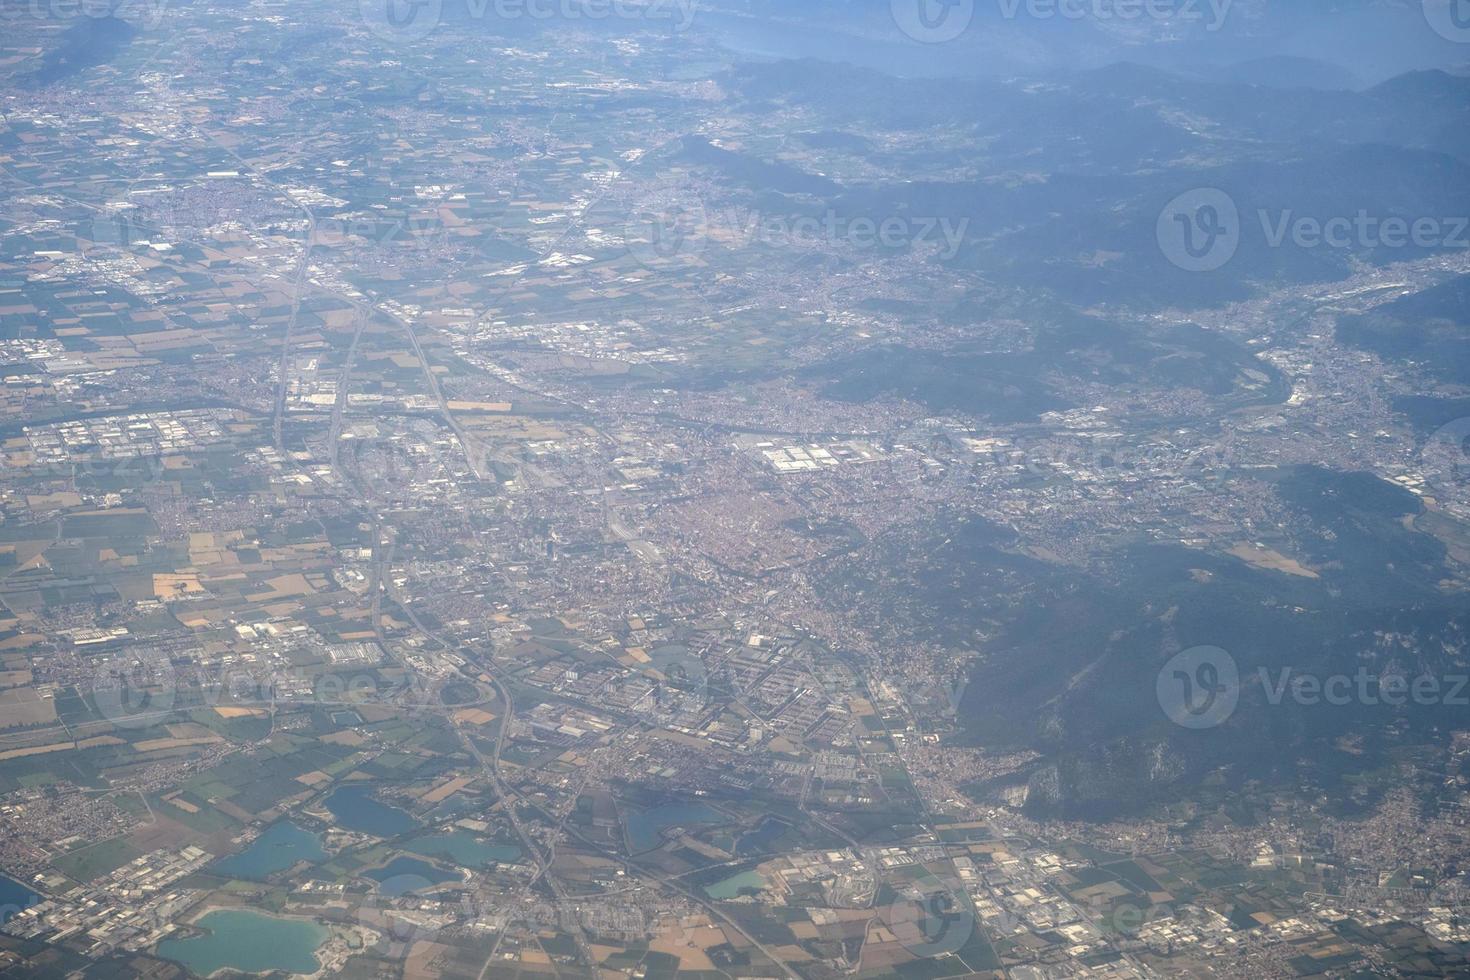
xmin=735 ymin=817 xmax=786 ymax=857
xmin=364 ymin=857 xmax=460 ymax=895
xmin=211 ymin=821 xmax=326 ymax=880
xmin=156 ymin=909 xmax=328 ymax=977
xmin=625 ymin=802 xmax=723 ymax=853
xmin=704 ymin=869 xmax=765 ymax=900
xmin=406 ymin=831 xmax=520 ymax=868
xmin=0 ymin=875 xmax=42 ymax=924
xmin=324 ymin=784 xmax=416 ymax=837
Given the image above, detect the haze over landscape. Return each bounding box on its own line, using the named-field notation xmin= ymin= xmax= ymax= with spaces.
xmin=2 ymin=0 xmax=1470 ymax=977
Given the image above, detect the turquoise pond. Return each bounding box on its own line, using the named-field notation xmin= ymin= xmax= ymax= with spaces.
xmin=211 ymin=821 xmax=325 ymax=880
xmin=405 ymin=830 xmax=521 ymax=868
xmin=324 ymin=784 xmax=416 ymax=837
xmin=625 ymin=802 xmax=723 ymax=852
xmin=365 ymin=857 xmax=461 ymax=894
xmin=704 ymin=869 xmax=765 ymax=899
xmin=156 ymin=909 xmax=328 ymax=977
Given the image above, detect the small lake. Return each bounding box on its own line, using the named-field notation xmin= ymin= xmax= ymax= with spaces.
xmin=0 ymin=875 xmax=42 ymax=924
xmin=325 ymin=784 xmax=416 ymax=837
xmin=625 ymin=802 xmax=723 ymax=853
xmin=406 ymin=830 xmax=521 ymax=868
xmin=365 ymin=857 xmax=461 ymax=895
xmin=211 ymin=821 xmax=325 ymax=880
xmin=156 ymin=909 xmax=328 ymax=977
xmin=736 ymin=817 xmax=786 ymax=857
xmin=705 ymin=869 xmax=765 ymax=900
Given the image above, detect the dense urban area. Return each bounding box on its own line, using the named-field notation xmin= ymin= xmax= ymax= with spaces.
xmin=3 ymin=0 xmax=1470 ymax=977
